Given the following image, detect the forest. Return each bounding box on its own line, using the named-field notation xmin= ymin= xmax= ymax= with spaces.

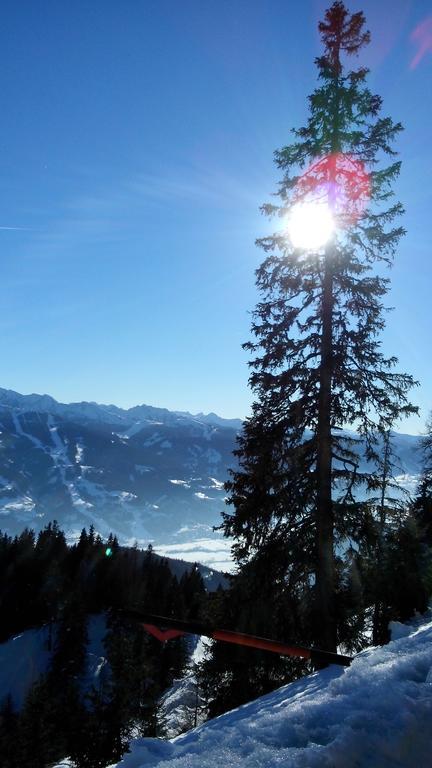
xmin=0 ymin=523 xmax=209 ymax=767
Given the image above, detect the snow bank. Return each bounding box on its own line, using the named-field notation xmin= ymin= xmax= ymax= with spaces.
xmin=112 ymin=617 xmax=432 ymax=768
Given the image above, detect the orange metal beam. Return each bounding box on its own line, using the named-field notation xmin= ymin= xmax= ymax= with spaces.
xmin=122 ymin=610 xmax=353 ymax=667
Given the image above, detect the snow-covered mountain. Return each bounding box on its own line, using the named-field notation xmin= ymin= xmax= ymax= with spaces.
xmin=0 ymin=388 xmax=423 ymax=557
xmin=0 ymin=388 xmax=239 ymax=546
xmin=113 ymin=613 xmax=432 ymax=768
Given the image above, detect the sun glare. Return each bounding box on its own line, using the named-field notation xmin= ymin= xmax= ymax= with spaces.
xmin=286 ymin=202 xmax=335 ymax=250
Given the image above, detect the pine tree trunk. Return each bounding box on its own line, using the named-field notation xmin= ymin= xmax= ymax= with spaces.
xmin=373 ymin=430 xmax=390 ymax=644
xmin=315 ymin=251 xmax=336 ymax=654
xmin=314 ymin=33 xmax=341 ymax=655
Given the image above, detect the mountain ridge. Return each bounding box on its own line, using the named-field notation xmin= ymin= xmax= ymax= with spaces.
xmin=0 ymin=387 xmax=423 ymax=555
xmin=0 ymin=388 xmax=242 ymax=430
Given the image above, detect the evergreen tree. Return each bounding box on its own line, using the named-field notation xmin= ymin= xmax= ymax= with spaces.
xmin=50 ymin=595 xmax=89 ymax=680
xmin=0 ymin=528 xmax=38 ymax=639
xmin=381 ymin=515 xmax=432 ymax=625
xmin=359 ymin=428 xmax=411 ymax=643
xmin=35 ymin=520 xmax=68 ymax=623
xmin=222 ymin=1 xmax=417 ymax=654
xmin=179 ymin=565 xmax=207 ymax=620
xmin=0 ymin=521 xmax=215 ymax=765
xmin=413 ymin=411 xmax=432 ymax=546
xmin=18 ymin=677 xmax=63 ymax=768
xmin=197 ymin=573 xmax=308 ymax=719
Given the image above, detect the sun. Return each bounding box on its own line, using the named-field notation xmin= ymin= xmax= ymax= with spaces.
xmin=286 ymin=201 xmax=335 ymax=250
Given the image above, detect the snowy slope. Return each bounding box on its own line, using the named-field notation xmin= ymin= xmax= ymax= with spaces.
xmin=0 ymin=625 xmax=52 ymax=710
xmin=112 ymin=616 xmax=432 ymax=768
xmin=0 ymin=615 xmax=108 ymax=711
xmin=158 ymin=638 xmax=209 ymax=738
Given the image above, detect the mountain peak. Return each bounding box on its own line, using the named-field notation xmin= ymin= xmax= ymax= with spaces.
xmin=0 ymin=387 xmax=241 ymax=429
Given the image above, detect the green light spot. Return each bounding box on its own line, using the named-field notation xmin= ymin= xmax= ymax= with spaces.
xmin=105 ymin=547 xmax=113 ymax=557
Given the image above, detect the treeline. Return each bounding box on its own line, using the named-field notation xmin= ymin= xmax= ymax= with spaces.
xmin=0 ymin=523 xmax=208 ymax=767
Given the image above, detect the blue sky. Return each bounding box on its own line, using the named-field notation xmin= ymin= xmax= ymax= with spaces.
xmin=1 ymin=0 xmax=431 ymax=433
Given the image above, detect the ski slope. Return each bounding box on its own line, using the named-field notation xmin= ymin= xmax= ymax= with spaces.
xmin=112 ymin=615 xmax=432 ymax=768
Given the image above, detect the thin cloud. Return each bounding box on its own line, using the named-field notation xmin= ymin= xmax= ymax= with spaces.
xmin=410 ymin=17 xmax=432 ymax=70
xmin=21 ymin=164 xmax=266 ymax=259
xmin=129 ymin=165 xmax=265 ymax=209
xmin=0 ymin=226 xmax=28 ymax=231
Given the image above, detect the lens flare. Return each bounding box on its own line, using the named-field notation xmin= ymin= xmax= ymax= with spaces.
xmin=287 ymin=202 xmax=335 ymax=250
xmin=290 ymin=153 xmax=370 ymax=236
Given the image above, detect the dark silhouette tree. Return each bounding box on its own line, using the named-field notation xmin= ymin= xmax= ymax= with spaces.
xmin=222 ymin=1 xmax=417 ymax=654
xmin=180 ymin=564 xmax=207 ymax=620
xmin=413 ymin=412 xmax=432 ymax=546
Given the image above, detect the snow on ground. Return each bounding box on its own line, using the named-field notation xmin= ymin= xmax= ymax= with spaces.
xmin=112 ymin=614 xmax=432 ymax=768
xmin=158 ymin=637 xmax=211 ymax=738
xmin=159 ymin=675 xmax=204 ymax=739
xmin=12 ymin=412 xmax=46 ymax=451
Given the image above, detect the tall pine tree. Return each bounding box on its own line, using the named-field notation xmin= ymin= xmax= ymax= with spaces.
xmin=413 ymin=412 xmax=432 ymax=546
xmin=222 ymin=1 xmax=417 ymax=654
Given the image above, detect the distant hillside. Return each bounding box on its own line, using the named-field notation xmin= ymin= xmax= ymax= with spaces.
xmin=0 ymin=387 xmax=422 ymax=545
xmin=0 ymin=388 xmax=239 ymax=543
